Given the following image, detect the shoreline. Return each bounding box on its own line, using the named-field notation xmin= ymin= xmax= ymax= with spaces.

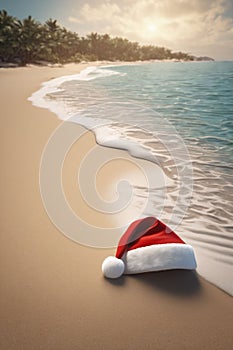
xmin=0 ymin=63 xmax=232 ymax=350
xmin=0 ymin=57 xmax=219 ymax=70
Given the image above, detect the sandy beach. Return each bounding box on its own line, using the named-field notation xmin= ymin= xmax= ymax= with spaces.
xmin=0 ymin=63 xmax=233 ymax=350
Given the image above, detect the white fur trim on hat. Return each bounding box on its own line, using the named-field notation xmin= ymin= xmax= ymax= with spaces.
xmin=122 ymin=243 xmax=197 ymax=274
xmin=102 ymin=256 xmax=125 ymax=279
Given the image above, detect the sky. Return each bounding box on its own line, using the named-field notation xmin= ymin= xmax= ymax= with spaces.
xmin=0 ymin=0 xmax=233 ymax=60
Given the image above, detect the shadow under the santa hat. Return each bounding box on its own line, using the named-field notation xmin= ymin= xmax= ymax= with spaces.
xmin=129 ymin=270 xmax=201 ymax=297
xmin=104 ymin=275 xmax=126 ymax=287
xmin=104 ymin=270 xmax=201 ymax=297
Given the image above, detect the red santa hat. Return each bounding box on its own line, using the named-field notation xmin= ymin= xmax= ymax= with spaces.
xmin=102 ymin=216 xmax=197 ymax=279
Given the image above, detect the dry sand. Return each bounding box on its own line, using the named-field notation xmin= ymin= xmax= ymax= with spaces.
xmin=0 ymin=63 xmax=232 ymax=350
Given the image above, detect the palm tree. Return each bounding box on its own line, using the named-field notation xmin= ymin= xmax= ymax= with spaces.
xmin=43 ymin=19 xmax=80 ymax=62
xmin=0 ymin=10 xmax=19 ymax=62
xmin=45 ymin=18 xmax=59 ymax=33
xmin=15 ymin=16 xmax=43 ymax=64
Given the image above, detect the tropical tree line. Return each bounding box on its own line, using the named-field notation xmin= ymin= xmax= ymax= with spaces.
xmin=0 ymin=10 xmax=194 ymax=65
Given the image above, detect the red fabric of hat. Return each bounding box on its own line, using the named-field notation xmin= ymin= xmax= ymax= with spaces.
xmin=116 ymin=216 xmax=185 ymax=259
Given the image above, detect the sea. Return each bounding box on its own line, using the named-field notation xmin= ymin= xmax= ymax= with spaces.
xmin=29 ymin=61 xmax=233 ymax=295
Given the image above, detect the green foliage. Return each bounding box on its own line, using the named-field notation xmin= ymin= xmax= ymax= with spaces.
xmin=0 ymin=10 xmax=194 ymax=65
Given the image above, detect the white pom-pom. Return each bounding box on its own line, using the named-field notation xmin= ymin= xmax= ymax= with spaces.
xmin=102 ymin=256 xmax=125 ymax=279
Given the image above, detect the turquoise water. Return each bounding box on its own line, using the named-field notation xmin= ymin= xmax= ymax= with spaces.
xmin=94 ymin=62 xmax=233 ymax=169
xmin=30 ymin=61 xmax=233 ymax=294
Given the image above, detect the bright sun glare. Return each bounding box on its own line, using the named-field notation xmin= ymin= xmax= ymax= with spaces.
xmin=147 ymin=23 xmax=157 ymax=33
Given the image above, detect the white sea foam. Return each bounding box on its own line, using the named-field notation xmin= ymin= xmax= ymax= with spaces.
xmin=28 ymin=66 xmax=125 ymax=118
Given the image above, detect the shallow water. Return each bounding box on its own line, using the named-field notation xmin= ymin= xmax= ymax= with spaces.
xmin=29 ymin=62 xmax=233 ymax=295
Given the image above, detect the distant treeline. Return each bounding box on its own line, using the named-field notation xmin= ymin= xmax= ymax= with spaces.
xmin=0 ymin=10 xmax=195 ymax=65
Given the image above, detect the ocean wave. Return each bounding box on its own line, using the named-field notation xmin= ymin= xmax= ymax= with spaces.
xmin=28 ymin=66 xmax=125 ymax=114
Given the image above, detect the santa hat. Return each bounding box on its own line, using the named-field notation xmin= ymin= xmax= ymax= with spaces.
xmin=102 ymin=217 xmax=197 ymax=279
